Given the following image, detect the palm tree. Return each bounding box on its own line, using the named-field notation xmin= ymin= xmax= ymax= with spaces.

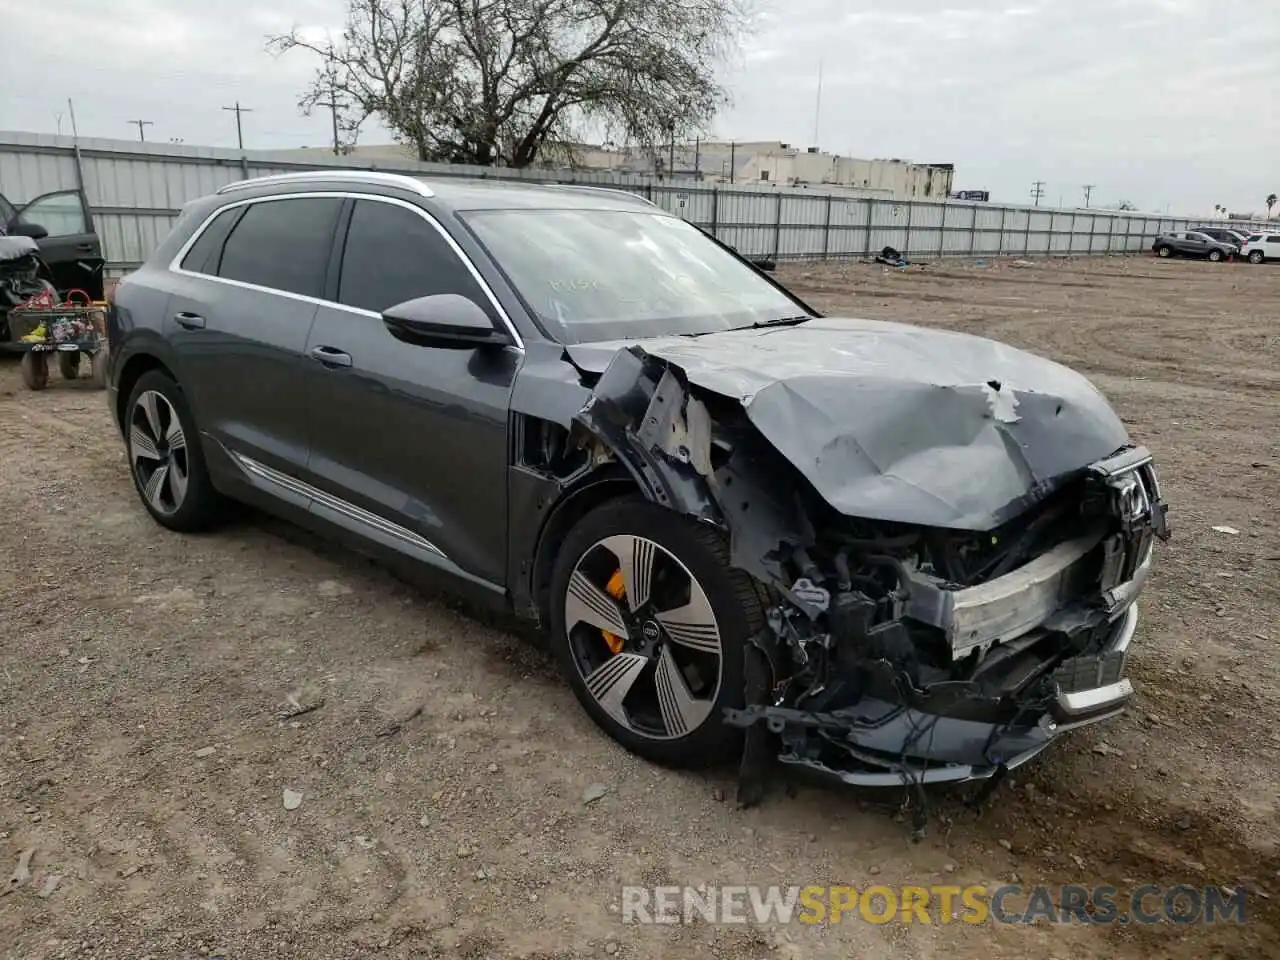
xmin=1267 ymin=193 xmax=1277 ymax=219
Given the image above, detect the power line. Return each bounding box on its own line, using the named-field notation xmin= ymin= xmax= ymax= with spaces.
xmin=1030 ymin=180 xmax=1046 ymax=206
xmin=1082 ymin=184 xmax=1096 ymax=208
xmin=127 ymin=119 xmax=153 ymax=142
xmin=222 ymin=101 xmax=254 ymax=151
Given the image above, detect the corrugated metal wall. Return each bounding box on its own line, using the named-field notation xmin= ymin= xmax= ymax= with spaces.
xmin=4 ymin=130 xmax=1265 ymax=272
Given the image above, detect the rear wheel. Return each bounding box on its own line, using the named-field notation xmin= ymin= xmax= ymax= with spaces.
xmin=549 ymin=497 xmax=765 ymax=768
xmin=20 ymin=352 xmax=48 ymax=390
xmin=1156 ymin=245 xmax=1172 ymax=258
xmin=58 ymin=352 xmax=81 ymax=379
xmin=124 ymin=370 xmax=223 ymax=531
xmin=1249 ymin=250 xmax=1265 ymax=264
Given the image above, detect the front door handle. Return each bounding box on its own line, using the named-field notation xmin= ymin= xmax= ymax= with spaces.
xmin=174 ymin=311 xmax=205 ymax=330
xmin=310 ymin=345 xmax=353 ymax=368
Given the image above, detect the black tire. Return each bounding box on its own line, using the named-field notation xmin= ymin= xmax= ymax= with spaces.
xmin=88 ymin=350 xmax=108 ymax=389
xmin=1249 ymin=250 xmax=1264 ymax=264
xmin=1155 ymin=245 xmax=1172 ymax=258
xmin=58 ymin=351 xmax=81 ymax=379
xmin=549 ymin=496 xmax=765 ymax=768
xmin=124 ymin=370 xmax=223 ymax=532
xmin=1208 ymin=248 xmax=1223 ymax=262
xmin=20 ymin=352 xmax=48 ymax=390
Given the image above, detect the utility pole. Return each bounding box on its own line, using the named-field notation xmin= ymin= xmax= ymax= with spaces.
xmin=1082 ymin=184 xmax=1095 ymax=208
xmin=667 ymin=122 xmax=676 ymax=179
xmin=729 ymin=140 xmax=736 ymax=184
xmin=1030 ymin=180 xmax=1045 ymax=206
xmin=222 ymin=101 xmax=253 ymax=150
xmin=54 ymin=113 xmax=63 ymax=136
xmin=812 ymin=59 xmax=823 ymax=147
xmin=127 ymin=119 xmax=153 ymax=142
xmin=694 ymin=137 xmax=700 ymax=178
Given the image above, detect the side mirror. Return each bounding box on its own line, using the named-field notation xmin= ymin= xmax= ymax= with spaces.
xmin=382 ymin=293 xmax=510 ymax=348
xmin=7 ymin=221 xmax=48 ymax=241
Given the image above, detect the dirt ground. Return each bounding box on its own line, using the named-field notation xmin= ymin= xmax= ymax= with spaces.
xmin=1 ymin=255 xmax=1277 ymax=960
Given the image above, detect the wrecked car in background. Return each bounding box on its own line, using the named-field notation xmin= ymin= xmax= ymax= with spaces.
xmin=106 ymin=172 xmax=1170 ymax=812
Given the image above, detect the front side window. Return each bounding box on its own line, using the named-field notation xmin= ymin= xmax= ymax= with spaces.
xmin=337 ymin=199 xmax=492 ymax=317
xmin=218 ymin=197 xmax=343 ymax=298
xmin=461 ymin=208 xmax=803 ymax=343
xmin=18 ymin=191 xmax=87 ymax=237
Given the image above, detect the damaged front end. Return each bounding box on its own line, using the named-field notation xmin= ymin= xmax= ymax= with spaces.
xmin=564 ymin=333 xmax=1170 ymax=803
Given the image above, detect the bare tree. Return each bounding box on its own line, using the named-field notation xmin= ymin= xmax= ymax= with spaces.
xmin=267 ymin=0 xmax=749 ymax=167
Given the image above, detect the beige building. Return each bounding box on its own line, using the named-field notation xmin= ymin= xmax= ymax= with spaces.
xmin=270 ymin=139 xmax=955 ymax=201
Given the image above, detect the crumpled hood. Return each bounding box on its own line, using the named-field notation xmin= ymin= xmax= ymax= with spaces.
xmin=566 ymin=317 xmax=1130 ymax=530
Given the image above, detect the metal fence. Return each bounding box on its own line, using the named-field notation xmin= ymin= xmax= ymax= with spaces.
xmin=1 ymin=130 xmax=1272 ymax=273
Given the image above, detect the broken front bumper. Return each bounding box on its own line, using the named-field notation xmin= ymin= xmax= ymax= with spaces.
xmin=739 ymin=603 xmax=1140 ymax=789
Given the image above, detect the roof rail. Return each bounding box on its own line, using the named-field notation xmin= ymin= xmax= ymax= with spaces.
xmin=217 ymin=170 xmax=434 ymax=197
xmin=534 ymin=182 xmax=657 ymax=206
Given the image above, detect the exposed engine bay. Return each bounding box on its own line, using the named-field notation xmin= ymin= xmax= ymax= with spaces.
xmin=509 ymin=317 xmax=1171 ymax=816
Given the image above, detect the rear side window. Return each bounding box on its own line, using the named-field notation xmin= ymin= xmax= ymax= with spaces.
xmin=180 ymin=207 xmax=242 ymax=275
xmin=336 ymin=199 xmax=493 ymax=318
xmin=218 ymin=197 xmax=343 ymax=298
xmin=1248 ymin=234 xmax=1262 ymax=242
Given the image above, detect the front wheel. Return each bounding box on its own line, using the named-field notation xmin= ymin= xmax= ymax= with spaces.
xmin=124 ymin=370 xmax=223 ymax=531
xmin=549 ymin=497 xmax=765 ymax=768
xmin=1249 ymin=250 xmax=1265 ymax=264
xmin=1208 ymin=249 xmax=1223 ymax=262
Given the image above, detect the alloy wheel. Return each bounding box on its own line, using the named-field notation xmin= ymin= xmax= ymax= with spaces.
xmin=129 ymin=390 xmax=190 ymax=515
xmin=564 ymin=534 xmax=723 ymax=741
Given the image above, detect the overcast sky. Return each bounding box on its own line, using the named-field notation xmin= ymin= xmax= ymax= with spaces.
xmin=1 ymin=0 xmax=1276 ymax=215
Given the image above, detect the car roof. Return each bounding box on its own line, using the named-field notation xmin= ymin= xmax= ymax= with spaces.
xmin=215 ymin=169 xmax=657 ymax=213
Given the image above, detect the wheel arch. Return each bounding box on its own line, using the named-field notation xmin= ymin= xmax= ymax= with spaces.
xmin=529 ymin=465 xmax=641 ymax=626
xmin=114 ymin=352 xmax=175 ymax=437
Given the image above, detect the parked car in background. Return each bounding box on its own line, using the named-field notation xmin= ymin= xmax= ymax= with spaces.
xmin=0 ymin=188 xmax=105 ymax=299
xmin=1193 ymin=227 xmax=1250 ymax=248
xmin=1241 ymin=233 xmax=1280 ymax=264
xmin=1151 ymin=231 xmax=1236 ymax=261
xmin=104 ymin=170 xmax=1168 ymax=794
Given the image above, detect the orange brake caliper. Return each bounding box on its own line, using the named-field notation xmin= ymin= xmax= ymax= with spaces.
xmin=602 ymin=568 xmax=627 ymax=654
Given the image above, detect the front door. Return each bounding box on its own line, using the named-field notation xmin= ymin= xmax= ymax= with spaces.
xmin=14 ymin=190 xmax=104 ymax=298
xmin=301 ymin=196 xmax=517 ymax=587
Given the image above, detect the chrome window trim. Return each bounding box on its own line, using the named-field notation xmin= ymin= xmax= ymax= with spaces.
xmin=167 ymin=190 xmax=524 ymax=348
xmin=216 ymin=170 xmax=435 ymax=197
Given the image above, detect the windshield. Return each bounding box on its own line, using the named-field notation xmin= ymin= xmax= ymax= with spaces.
xmin=460 ymin=207 xmax=805 ymax=343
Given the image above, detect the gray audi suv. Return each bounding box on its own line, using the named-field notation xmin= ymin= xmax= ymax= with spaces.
xmin=107 ymin=171 xmax=1169 ymax=802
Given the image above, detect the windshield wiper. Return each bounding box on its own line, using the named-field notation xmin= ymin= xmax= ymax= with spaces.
xmin=681 ymin=315 xmax=813 ymax=338
xmin=743 ymin=314 xmax=812 ymax=330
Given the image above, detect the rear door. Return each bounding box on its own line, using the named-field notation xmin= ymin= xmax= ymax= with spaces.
xmin=12 ymin=190 xmax=104 ymax=298
xmin=166 ymin=194 xmax=344 ymax=483
xmin=1179 ymin=232 xmax=1208 ymax=255
xmin=300 ymin=196 xmax=518 ymax=586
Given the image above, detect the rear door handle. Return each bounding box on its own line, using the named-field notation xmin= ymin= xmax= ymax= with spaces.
xmin=309 ymin=345 xmax=352 ymax=368
xmin=174 ymin=311 xmax=205 ymax=330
